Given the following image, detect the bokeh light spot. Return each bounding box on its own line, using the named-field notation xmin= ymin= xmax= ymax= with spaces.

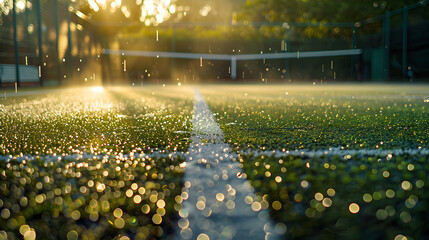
xmin=349 ymin=203 xmax=360 ymax=213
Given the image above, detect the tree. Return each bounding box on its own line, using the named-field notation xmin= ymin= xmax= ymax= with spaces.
xmin=239 ymin=0 xmax=420 ymax=23
xmin=237 ymin=0 xmax=424 ymax=39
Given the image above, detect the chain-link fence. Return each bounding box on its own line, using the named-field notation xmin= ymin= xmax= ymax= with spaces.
xmin=97 ymin=1 xmax=429 ymax=84
xmin=1 ymin=1 xmax=428 ymax=87
xmin=357 ymin=1 xmax=429 ymax=81
xmin=0 ymin=0 xmax=101 ymax=88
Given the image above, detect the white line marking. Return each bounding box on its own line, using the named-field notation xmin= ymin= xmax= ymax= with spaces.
xmin=176 ymin=89 xmax=280 ymax=240
xmin=2 ymin=147 xmax=426 ymax=163
xmin=2 ymin=89 xmax=61 ymax=97
xmin=0 ymin=151 xmax=186 ymax=162
xmin=239 ymin=147 xmax=429 ymax=158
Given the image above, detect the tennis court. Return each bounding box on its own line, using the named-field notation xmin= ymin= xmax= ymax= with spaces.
xmin=1 ymin=0 xmax=429 ymax=239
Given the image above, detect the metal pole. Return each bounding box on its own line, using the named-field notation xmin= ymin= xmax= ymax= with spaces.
xmin=67 ymin=2 xmax=73 ymax=80
xmin=170 ymin=26 xmax=176 ymax=80
xmin=402 ymin=7 xmax=408 ymax=80
xmin=36 ymin=0 xmax=43 ymax=86
xmin=54 ymin=0 xmax=62 ymax=85
xmin=383 ymin=12 xmax=390 ymax=80
xmin=13 ymin=0 xmax=21 ymax=88
xmin=351 ymin=26 xmax=357 ymax=80
xmin=352 ymin=26 xmax=357 ymax=49
xmin=285 ymin=29 xmax=290 ymax=79
xmin=231 ymin=57 xmax=237 ymax=79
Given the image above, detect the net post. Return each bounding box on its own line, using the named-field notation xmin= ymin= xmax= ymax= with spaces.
xmin=13 ymin=0 xmax=21 ymax=89
xmin=36 ymin=0 xmax=43 ymax=86
xmin=402 ymin=6 xmax=408 ymax=80
xmin=231 ymin=57 xmax=237 ymax=79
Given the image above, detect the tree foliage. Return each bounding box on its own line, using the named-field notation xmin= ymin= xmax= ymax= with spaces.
xmin=239 ymin=0 xmax=421 ymax=23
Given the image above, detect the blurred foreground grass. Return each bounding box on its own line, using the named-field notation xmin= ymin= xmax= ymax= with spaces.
xmin=203 ymin=84 xmax=429 ymax=239
xmin=1 ymin=84 xmax=428 ymax=240
xmin=0 ymin=86 xmax=193 ymax=239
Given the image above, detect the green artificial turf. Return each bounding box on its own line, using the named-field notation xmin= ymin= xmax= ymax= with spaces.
xmin=202 ymin=84 xmax=428 ymax=151
xmin=202 ymin=84 xmax=429 ymax=239
xmin=0 ymin=155 xmax=186 ymax=239
xmin=239 ymin=153 xmax=429 ymax=239
xmin=0 ymin=87 xmax=193 ymax=156
xmin=1 ymin=84 xmax=428 ymax=240
xmin=0 ymin=86 xmax=193 ymax=239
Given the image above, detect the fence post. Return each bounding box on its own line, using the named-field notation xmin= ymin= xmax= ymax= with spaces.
xmin=351 ymin=26 xmax=357 ymax=80
xmin=285 ymin=28 xmax=290 ymax=80
xmin=170 ymin=26 xmax=176 ymax=80
xmin=66 ymin=3 xmax=73 ymax=80
xmin=13 ymin=0 xmax=21 ymax=88
xmin=402 ymin=6 xmax=408 ymax=80
xmin=382 ymin=11 xmax=390 ymax=80
xmin=54 ymin=0 xmax=62 ymax=85
xmin=352 ymin=26 xmax=357 ymax=49
xmin=36 ymin=0 xmax=43 ymax=86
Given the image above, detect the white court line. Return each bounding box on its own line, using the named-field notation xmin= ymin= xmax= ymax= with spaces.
xmin=239 ymin=147 xmax=429 ymax=158
xmin=0 ymin=151 xmax=186 ymax=162
xmin=2 ymin=146 xmax=427 ymax=163
xmin=175 ymin=89 xmax=281 ymax=240
xmin=0 ymin=87 xmax=107 ymax=98
xmin=1 ymin=88 xmax=66 ymax=98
